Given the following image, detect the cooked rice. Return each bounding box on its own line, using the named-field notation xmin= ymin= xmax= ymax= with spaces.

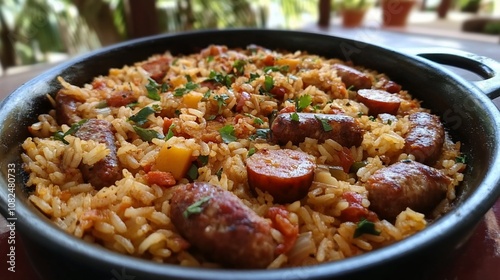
xmin=21 ymin=45 xmax=465 ymax=268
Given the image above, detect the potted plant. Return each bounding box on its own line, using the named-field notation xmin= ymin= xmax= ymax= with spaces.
xmin=338 ymin=0 xmax=373 ymax=28
xmin=381 ymin=0 xmax=417 ymax=27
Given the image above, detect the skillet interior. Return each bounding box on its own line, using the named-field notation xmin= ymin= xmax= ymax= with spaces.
xmin=1 ymin=29 xmax=499 ymax=280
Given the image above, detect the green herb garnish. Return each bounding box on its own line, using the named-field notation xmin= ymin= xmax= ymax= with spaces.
xmin=133 ymin=126 xmax=164 ymax=142
xmin=145 ymin=78 xmax=161 ymax=101
xmin=165 ymin=124 xmax=176 ymax=140
xmin=248 ymin=73 xmax=260 ymax=83
xmin=263 ymin=75 xmax=274 ymax=92
xmin=455 ymin=154 xmax=467 ymax=164
xmin=95 ymin=101 xmax=108 ymax=109
xmin=263 ymin=65 xmax=289 ymax=74
xmin=207 ymin=71 xmax=234 ymax=88
xmin=290 ymin=112 xmax=300 ymax=122
xmin=249 ymin=128 xmax=270 ymax=141
xmin=354 ymin=218 xmax=381 ymax=238
xmin=183 ymin=196 xmax=211 ymax=218
xmin=174 ymin=81 xmax=199 ymax=97
xmin=186 ymin=163 xmax=199 ymax=181
xmin=219 ymin=125 xmax=237 ymax=143
xmin=53 ymin=119 xmax=89 ymax=144
xmin=197 ymin=155 xmax=209 ymax=166
xmin=295 ymin=94 xmax=312 ymax=112
xmin=314 ymin=115 xmax=333 ymax=132
xmin=129 ymin=106 xmax=156 ymax=126
xmin=247 ymin=147 xmax=256 ymax=157
xmin=233 ymin=60 xmax=246 ymax=76
xmin=216 ymin=168 xmax=223 ymax=180
xmin=214 ymin=94 xmax=229 ymax=113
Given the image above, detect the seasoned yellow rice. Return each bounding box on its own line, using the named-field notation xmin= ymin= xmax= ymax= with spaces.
xmin=21 ymin=44 xmax=465 ymax=268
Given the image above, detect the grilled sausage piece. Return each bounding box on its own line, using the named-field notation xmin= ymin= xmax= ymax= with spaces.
xmin=333 ymin=64 xmax=372 ymax=90
xmin=170 ymin=182 xmax=277 ymax=268
xmin=246 ymin=149 xmax=315 ymax=203
xmin=140 ymin=56 xmax=171 ymax=83
xmin=366 ymin=160 xmax=451 ymax=220
xmin=75 ymin=119 xmax=121 ymax=189
xmin=271 ymin=113 xmax=364 ymax=147
xmin=55 ymin=91 xmax=82 ymax=125
xmin=356 ymin=89 xmax=401 ymax=116
xmin=404 ymin=112 xmax=445 ymax=165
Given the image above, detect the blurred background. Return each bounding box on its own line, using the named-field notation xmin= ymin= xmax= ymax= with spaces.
xmin=0 ymin=0 xmax=499 ymax=76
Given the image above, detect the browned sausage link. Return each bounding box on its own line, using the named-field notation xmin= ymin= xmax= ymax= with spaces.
xmin=356 ymin=89 xmax=401 ymax=116
xmin=246 ymin=149 xmax=315 ymax=203
xmin=271 ymin=113 xmax=364 ymax=147
xmin=140 ymin=56 xmax=171 ymax=83
xmin=55 ymin=91 xmax=82 ymax=125
xmin=366 ymin=160 xmax=451 ymax=220
xmin=333 ymin=64 xmax=372 ymax=90
xmin=404 ymin=112 xmax=445 ymax=165
xmin=170 ymin=182 xmax=277 ymax=268
xmin=75 ymin=119 xmax=121 ymax=189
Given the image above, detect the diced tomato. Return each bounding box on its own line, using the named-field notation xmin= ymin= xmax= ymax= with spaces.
xmin=340 ymin=192 xmax=378 ymax=222
xmin=235 ymin=91 xmax=251 ymax=112
xmin=338 ymin=147 xmax=355 ymax=173
xmin=145 ymin=171 xmax=176 ymax=188
xmin=266 ymin=206 xmax=299 ymax=255
xmin=270 ymin=86 xmax=287 ymax=99
xmin=163 ymin=117 xmax=174 ymax=134
xmin=262 ymin=54 xmax=275 ymax=66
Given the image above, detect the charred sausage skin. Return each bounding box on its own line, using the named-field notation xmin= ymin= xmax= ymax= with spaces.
xmin=55 ymin=91 xmax=82 ymax=125
xmin=170 ymin=182 xmax=277 ymax=269
xmin=333 ymin=64 xmax=372 ymax=90
xmin=75 ymin=119 xmax=121 ymax=189
xmin=404 ymin=112 xmax=445 ymax=165
xmin=366 ymin=160 xmax=451 ymax=220
xmin=271 ymin=113 xmax=364 ymax=147
xmin=246 ymin=149 xmax=315 ymax=203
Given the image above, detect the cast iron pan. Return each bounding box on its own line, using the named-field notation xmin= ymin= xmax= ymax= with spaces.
xmin=1 ymin=29 xmax=499 ymax=280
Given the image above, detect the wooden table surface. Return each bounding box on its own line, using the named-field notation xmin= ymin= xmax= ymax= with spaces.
xmin=1 ymin=26 xmax=499 ymax=279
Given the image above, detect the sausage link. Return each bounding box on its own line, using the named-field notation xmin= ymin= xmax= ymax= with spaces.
xmin=140 ymin=56 xmax=171 ymax=83
xmin=75 ymin=119 xmax=121 ymax=189
xmin=170 ymin=182 xmax=277 ymax=268
xmin=404 ymin=112 xmax=445 ymax=165
xmin=366 ymin=160 xmax=451 ymax=220
xmin=356 ymin=89 xmax=401 ymax=116
xmin=55 ymin=91 xmax=82 ymax=125
xmin=333 ymin=64 xmax=372 ymax=90
xmin=271 ymin=113 xmax=364 ymax=147
xmin=246 ymin=149 xmax=315 ymax=203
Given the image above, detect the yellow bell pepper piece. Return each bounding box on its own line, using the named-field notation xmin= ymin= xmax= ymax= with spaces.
xmin=156 ymin=142 xmax=193 ymax=180
xmin=182 ymin=91 xmax=204 ymax=108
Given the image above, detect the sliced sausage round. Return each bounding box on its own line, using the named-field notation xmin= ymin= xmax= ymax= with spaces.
xmin=356 ymin=89 xmax=401 ymax=116
xmin=170 ymin=182 xmax=277 ymax=268
xmin=246 ymin=149 xmax=315 ymax=203
xmin=404 ymin=112 xmax=445 ymax=165
xmin=75 ymin=119 xmax=121 ymax=189
xmin=271 ymin=113 xmax=364 ymax=147
xmin=366 ymin=160 xmax=451 ymax=220
xmin=55 ymin=91 xmax=82 ymax=125
xmin=333 ymin=64 xmax=372 ymax=90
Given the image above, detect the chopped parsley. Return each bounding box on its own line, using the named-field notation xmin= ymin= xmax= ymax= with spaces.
xmin=244 ymin=113 xmax=264 ymax=125
xmin=216 ymin=168 xmax=223 ymax=180
xmin=455 ymin=154 xmax=467 ymax=164
xmin=263 ymin=75 xmax=274 ymax=92
xmin=354 ymin=218 xmax=381 ymax=238
xmin=95 ymin=101 xmax=108 ymax=109
xmin=183 ymin=196 xmax=211 ymax=218
xmin=197 ymin=155 xmax=209 ymax=166
xmin=368 ymin=116 xmax=376 ymax=121
xmin=290 ymin=112 xmax=300 ymax=122
xmin=128 ymin=106 xmax=157 ymax=126
xmin=263 ymin=65 xmax=289 ymax=74
xmin=133 ymin=126 xmax=163 ymax=142
xmin=247 ymin=147 xmax=256 ymax=157
xmin=219 ymin=125 xmax=237 ymax=143
xmin=174 ymin=81 xmax=199 ymax=97
xmin=249 ymin=128 xmax=270 ymax=141
xmin=295 ymin=94 xmax=312 ymax=112
xmin=206 ymin=55 xmax=214 ymax=62
xmin=53 ymin=119 xmax=89 ymax=144
xmin=165 ymin=124 xmax=176 ymax=140
xmin=214 ymin=94 xmax=229 ymax=113
xmin=145 ymin=78 xmax=161 ymax=101
xmin=314 ymin=115 xmax=333 ymax=132
xmin=186 ymin=163 xmax=199 ymax=181
xmin=248 ymin=73 xmax=260 ymax=83
xmin=206 ymin=70 xmax=234 ymax=88
xmin=233 ymin=60 xmax=246 ymax=75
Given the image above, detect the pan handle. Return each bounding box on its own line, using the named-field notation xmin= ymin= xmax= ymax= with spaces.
xmin=405 ymin=48 xmax=500 ymax=100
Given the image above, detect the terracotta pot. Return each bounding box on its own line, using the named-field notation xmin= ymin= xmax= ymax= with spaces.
xmin=381 ymin=0 xmax=416 ymax=26
xmin=342 ymin=9 xmax=367 ymax=28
